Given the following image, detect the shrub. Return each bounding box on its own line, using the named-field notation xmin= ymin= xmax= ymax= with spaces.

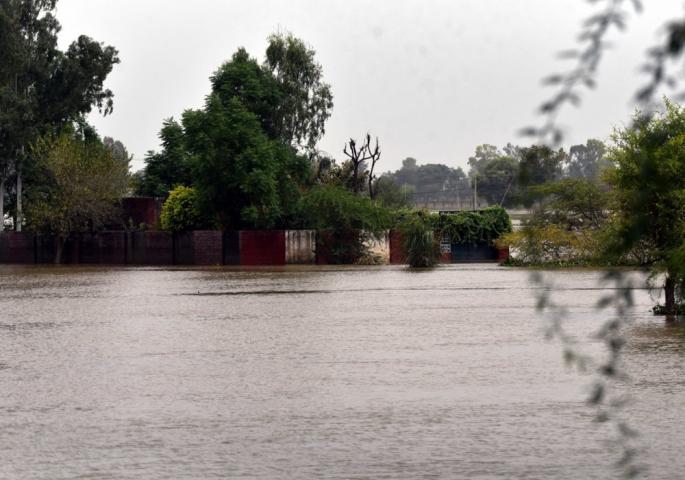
xmin=300 ymin=185 xmax=392 ymax=263
xmin=436 ymin=206 xmax=512 ymax=245
xmin=496 ymin=225 xmax=600 ymax=265
xmin=401 ymin=213 xmax=439 ymax=268
xmin=160 ymin=186 xmax=206 ymax=233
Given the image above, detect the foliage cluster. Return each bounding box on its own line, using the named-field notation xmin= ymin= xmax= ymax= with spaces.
xmin=603 ymin=100 xmax=685 ymax=315
xmin=400 ymin=212 xmax=439 ymax=268
xmin=497 ymin=226 xmax=600 ymax=266
xmin=135 ymin=34 xmax=333 ymax=233
xmin=375 ymin=138 xmax=609 ymax=212
xmin=159 ymin=186 xmax=205 ymax=233
xmin=25 ymin=132 xmax=129 ymax=261
xmin=504 ymin=99 xmax=685 ymax=316
xmin=299 ymin=185 xmax=391 ymax=233
xmin=436 ymin=206 xmax=512 ymax=246
xmin=299 ymin=185 xmax=392 ymax=263
xmin=0 ymin=0 xmax=120 ymax=232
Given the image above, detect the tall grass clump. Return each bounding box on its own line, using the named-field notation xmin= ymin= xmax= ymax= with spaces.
xmin=401 ymin=213 xmax=439 ymax=268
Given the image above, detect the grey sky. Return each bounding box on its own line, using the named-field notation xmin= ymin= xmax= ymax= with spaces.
xmin=56 ymin=0 xmax=683 ymax=173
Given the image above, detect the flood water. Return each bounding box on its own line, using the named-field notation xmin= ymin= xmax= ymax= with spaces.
xmin=1 ymin=264 xmax=683 ymax=479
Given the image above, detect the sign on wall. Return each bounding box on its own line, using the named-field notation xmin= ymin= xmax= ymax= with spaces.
xmin=440 ymin=232 xmax=451 ymax=254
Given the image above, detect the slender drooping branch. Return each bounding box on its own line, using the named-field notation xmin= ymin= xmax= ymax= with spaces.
xmin=523 ymin=0 xmax=642 ymax=145
xmin=532 ymin=271 xmax=645 ymax=479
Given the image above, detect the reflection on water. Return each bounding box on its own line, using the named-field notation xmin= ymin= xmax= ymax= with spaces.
xmin=0 ymin=265 xmax=682 ymax=479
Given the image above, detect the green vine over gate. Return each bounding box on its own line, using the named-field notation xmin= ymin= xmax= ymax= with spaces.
xmin=434 ymin=206 xmax=512 ymax=245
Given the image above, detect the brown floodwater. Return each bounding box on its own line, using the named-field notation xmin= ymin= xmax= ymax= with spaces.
xmin=0 ymin=264 xmax=683 ymax=479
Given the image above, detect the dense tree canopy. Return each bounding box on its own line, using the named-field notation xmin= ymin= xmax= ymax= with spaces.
xmin=134 ymin=34 xmax=326 ymax=229
xmin=604 ymin=100 xmax=685 ymax=315
xmin=25 ymin=132 xmax=129 ymax=261
xmin=0 ymin=0 xmax=119 ymax=230
xmin=567 ymin=139 xmax=608 ymax=179
xmin=381 ymin=157 xmax=466 ymax=201
xmin=264 ymin=33 xmax=333 ymax=151
xmin=133 ymin=119 xmax=192 ymax=197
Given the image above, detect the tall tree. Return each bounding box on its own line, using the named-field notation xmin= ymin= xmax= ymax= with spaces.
xmin=264 ymin=32 xmax=334 ymax=151
xmin=210 ymin=48 xmax=282 ymax=141
xmin=478 ymin=155 xmax=519 ymax=207
xmin=0 ymin=0 xmax=119 ymax=230
xmin=467 ymin=144 xmax=501 ymax=178
xmin=136 ymin=33 xmax=332 ymax=206
xmin=133 ymin=119 xmax=192 ymax=197
xmin=103 ymin=136 xmax=132 ymax=168
xmin=184 ymin=93 xmax=308 ymax=229
xmin=518 ymin=145 xmax=565 ymax=188
xmin=26 ymin=132 xmax=129 ymax=262
xmin=566 ymin=139 xmax=607 ymax=179
xmin=604 ymin=100 xmax=685 ymax=317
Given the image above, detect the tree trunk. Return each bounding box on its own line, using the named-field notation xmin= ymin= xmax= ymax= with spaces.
xmin=16 ymin=161 xmax=23 ymax=232
xmin=54 ymin=236 xmax=65 ymax=264
xmin=0 ymin=176 xmax=5 ymax=232
xmin=664 ymin=274 xmax=676 ymax=319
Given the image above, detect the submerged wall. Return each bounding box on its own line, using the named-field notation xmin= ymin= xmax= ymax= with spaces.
xmin=0 ymin=230 xmax=508 ymax=266
xmin=240 ymin=230 xmax=286 ymax=266
xmin=363 ymin=231 xmax=390 ymax=264
xmin=0 ymin=232 xmax=34 ymax=264
xmin=286 ymin=230 xmax=316 ymax=264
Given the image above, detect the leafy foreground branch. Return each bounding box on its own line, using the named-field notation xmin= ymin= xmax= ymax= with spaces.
xmin=533 ymin=271 xmax=645 ymax=479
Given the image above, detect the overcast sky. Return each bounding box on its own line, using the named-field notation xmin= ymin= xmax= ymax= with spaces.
xmin=55 ymin=0 xmax=683 ymax=173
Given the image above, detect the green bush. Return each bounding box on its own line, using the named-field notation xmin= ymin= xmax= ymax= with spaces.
xmin=160 ymin=186 xmax=206 ymax=233
xmin=401 ymin=213 xmax=439 ymax=268
xmin=495 ymin=224 xmax=600 ymax=265
xmin=436 ymin=206 xmax=512 ymax=245
xmin=300 ymin=185 xmax=392 ymax=264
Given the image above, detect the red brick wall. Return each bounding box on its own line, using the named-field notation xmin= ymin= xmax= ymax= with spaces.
xmin=315 ymin=230 xmax=334 ymax=265
xmin=239 ymin=230 xmax=285 ymax=266
xmin=99 ymin=232 xmax=127 ymax=264
xmin=497 ymin=246 xmax=510 ymax=263
xmin=389 ymin=230 xmax=407 ymax=265
xmin=439 ymin=252 xmax=452 ymax=264
xmin=0 ymin=232 xmax=34 ymax=264
xmin=127 ymin=231 xmax=173 ymax=265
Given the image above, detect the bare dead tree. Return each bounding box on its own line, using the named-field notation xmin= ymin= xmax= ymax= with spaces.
xmin=366 ymin=135 xmax=381 ymax=199
xmin=343 ymin=135 xmax=373 ymax=193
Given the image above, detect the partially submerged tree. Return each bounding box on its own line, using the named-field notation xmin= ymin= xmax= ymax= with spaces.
xmin=300 ymin=185 xmax=391 ymax=263
xmin=401 ymin=212 xmax=439 ymax=268
xmin=604 ymin=100 xmax=685 ymax=317
xmin=25 ymin=133 xmax=129 ymax=262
